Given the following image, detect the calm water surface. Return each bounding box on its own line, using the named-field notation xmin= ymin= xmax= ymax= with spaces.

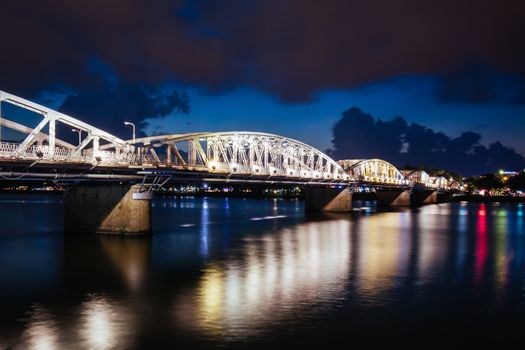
xmin=1 ymin=195 xmax=525 ymax=347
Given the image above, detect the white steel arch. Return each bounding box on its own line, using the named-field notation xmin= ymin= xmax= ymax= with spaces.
xmin=0 ymin=90 xmax=128 ymax=162
xmin=402 ymin=170 xmax=451 ymax=189
xmin=135 ymin=132 xmax=349 ymax=180
xmin=338 ymin=159 xmax=408 ymax=184
xmin=0 ymin=90 xmax=454 ymax=189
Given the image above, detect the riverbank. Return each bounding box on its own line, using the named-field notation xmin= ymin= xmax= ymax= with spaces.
xmin=353 ymin=192 xmax=525 ymax=203
xmin=1 ymin=189 xmax=524 ymax=203
xmin=451 ymin=194 xmax=525 ymax=203
xmin=0 ymin=189 xmax=63 ymax=195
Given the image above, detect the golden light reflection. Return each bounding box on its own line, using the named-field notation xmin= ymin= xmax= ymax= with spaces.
xmin=23 ymin=307 xmax=58 ymax=350
xmin=79 ymin=295 xmax=133 ymax=350
xmin=100 ymin=237 xmax=150 ymax=291
xmin=494 ymin=208 xmax=509 ymax=293
xmin=198 ymin=267 xmax=225 ymax=331
xmin=174 ymin=220 xmax=351 ymax=337
xmin=356 ymin=213 xmax=407 ymax=295
xmin=416 ymin=205 xmax=450 ymax=281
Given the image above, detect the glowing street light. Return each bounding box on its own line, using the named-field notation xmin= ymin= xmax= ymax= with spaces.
xmin=71 ymin=128 xmax=82 ymax=146
xmin=124 ymin=121 xmax=135 ymax=145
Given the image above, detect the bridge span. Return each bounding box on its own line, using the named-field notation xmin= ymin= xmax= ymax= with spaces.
xmin=0 ymin=90 xmax=455 ymax=234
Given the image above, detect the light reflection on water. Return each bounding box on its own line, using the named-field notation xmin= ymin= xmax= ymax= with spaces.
xmin=174 ymin=220 xmax=351 ymax=337
xmin=1 ymin=196 xmax=525 ymax=347
xmin=23 ymin=307 xmax=58 ymax=350
xmin=78 ymin=295 xmax=135 ymax=350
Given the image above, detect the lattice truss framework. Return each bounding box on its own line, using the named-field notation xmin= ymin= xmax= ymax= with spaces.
xmin=0 ymin=90 xmax=453 ymax=188
xmin=139 ymin=132 xmax=349 ymax=180
xmin=0 ymin=90 xmax=128 ymax=163
xmin=338 ymin=159 xmax=409 ymax=184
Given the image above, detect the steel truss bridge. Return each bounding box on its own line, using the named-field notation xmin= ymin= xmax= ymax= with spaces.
xmin=0 ymin=90 xmax=451 ymax=190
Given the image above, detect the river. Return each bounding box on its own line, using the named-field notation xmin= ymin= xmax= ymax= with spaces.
xmin=0 ymin=195 xmax=524 ymax=347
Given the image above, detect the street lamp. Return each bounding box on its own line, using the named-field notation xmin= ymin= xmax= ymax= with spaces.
xmin=124 ymin=121 xmax=136 ymax=145
xmin=71 ymin=128 xmax=82 ymax=146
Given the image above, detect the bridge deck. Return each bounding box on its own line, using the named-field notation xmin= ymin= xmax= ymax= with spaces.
xmin=0 ymin=89 xmax=453 ymax=191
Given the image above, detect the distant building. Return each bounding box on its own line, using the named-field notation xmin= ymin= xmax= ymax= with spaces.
xmin=498 ymin=170 xmax=522 ymax=179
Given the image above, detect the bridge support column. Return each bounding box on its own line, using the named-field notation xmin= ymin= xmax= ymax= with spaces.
xmin=437 ymin=192 xmax=453 ymax=203
xmin=304 ymin=187 xmax=352 ymax=213
xmin=64 ymin=184 xmax=152 ymax=235
xmin=377 ymin=189 xmax=448 ymax=207
xmin=376 ymin=189 xmax=411 ymax=207
xmin=410 ymin=189 xmax=438 ymax=205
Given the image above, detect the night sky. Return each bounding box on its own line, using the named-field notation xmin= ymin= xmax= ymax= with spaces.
xmin=1 ymin=0 xmax=524 ymax=175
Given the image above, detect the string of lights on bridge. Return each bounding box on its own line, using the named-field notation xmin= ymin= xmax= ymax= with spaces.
xmin=0 ymin=90 xmax=453 ymax=189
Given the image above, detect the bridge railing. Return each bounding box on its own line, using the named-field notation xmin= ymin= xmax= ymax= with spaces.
xmin=408 ymin=180 xmax=451 ymax=190
xmin=0 ymin=141 xmax=152 ymax=166
xmin=0 ymin=142 xmax=79 ymax=161
xmin=203 ymin=160 xmax=350 ymax=180
xmin=0 ymin=142 xmax=454 ymax=189
xmin=80 ymin=149 xmax=157 ymax=165
xmin=0 ymin=143 xmax=19 ymax=157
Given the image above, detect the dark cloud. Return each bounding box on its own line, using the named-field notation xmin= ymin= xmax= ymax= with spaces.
xmin=438 ymin=64 xmax=498 ymax=103
xmin=1 ymin=0 xmax=524 ymax=154
xmin=59 ymin=72 xmax=189 ymax=139
xmin=327 ymin=107 xmax=525 ymax=176
xmin=437 ymin=63 xmax=525 ymax=104
xmin=194 ymin=0 xmax=525 ymax=101
xmin=1 ymin=0 xmax=525 ymax=103
xmin=0 ymin=0 xmax=226 ymax=96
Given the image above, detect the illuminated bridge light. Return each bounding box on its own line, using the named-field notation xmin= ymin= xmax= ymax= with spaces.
xmin=0 ymin=90 xmax=455 ymax=192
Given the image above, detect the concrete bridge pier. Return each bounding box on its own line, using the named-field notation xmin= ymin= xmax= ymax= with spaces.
xmin=64 ymin=184 xmax=152 ymax=235
xmin=410 ymin=189 xmax=438 ymax=205
xmin=437 ymin=192 xmax=453 ymax=203
xmin=411 ymin=189 xmax=454 ymax=205
xmin=376 ymin=189 xmax=412 ymax=207
xmin=377 ymin=188 xmax=450 ymax=207
xmin=304 ymin=187 xmax=353 ymax=213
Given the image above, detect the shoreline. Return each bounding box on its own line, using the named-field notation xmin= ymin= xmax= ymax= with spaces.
xmin=1 ymin=190 xmax=524 ymax=203
xmin=451 ymin=194 xmax=525 ymax=203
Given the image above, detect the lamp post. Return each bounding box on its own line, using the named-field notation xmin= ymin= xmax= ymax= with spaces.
xmin=71 ymin=128 xmax=82 ymax=146
xmin=124 ymin=121 xmax=136 ymax=145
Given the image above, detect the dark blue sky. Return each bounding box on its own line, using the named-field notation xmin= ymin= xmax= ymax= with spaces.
xmin=1 ymin=0 xmax=524 ymax=175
